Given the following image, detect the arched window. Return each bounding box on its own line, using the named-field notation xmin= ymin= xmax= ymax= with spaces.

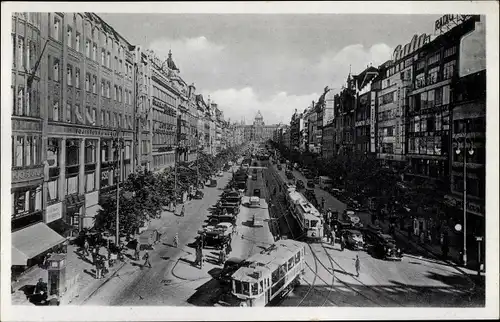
xmin=53 ymin=101 xmax=59 ymax=121
xmin=17 ymin=88 xmax=24 ymax=115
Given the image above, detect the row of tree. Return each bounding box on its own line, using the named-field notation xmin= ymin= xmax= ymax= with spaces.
xmin=273 ymin=141 xmax=445 ymax=215
xmin=94 ymin=145 xmax=242 ymax=238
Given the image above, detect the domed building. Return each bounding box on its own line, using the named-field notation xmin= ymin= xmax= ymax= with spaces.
xmin=239 ymin=111 xmax=279 ymax=142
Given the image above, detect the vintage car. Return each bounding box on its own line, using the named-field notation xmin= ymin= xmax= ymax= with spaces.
xmin=192 ymin=190 xmax=204 ymax=200
xmin=249 ymin=196 xmax=261 ymax=208
xmin=363 ymin=228 xmax=402 ymax=261
xmin=198 ymin=223 xmax=233 ymax=249
xmin=207 ymin=179 xmax=217 ymax=187
xmin=208 ymin=213 xmax=237 ymax=226
xmin=343 ymin=210 xmax=363 ymax=229
xmin=341 ymin=229 xmax=365 ymax=250
xmin=221 ymin=195 xmax=242 ymax=206
xmin=285 ymin=170 xmax=294 ymax=180
xmin=306 ymin=180 xmax=315 ymax=188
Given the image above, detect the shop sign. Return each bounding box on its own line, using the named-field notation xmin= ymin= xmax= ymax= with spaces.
xmin=435 ymin=15 xmax=473 ymax=33
xmin=48 ymin=124 xmax=132 ymax=139
xmin=45 ymin=202 xmax=62 ymax=224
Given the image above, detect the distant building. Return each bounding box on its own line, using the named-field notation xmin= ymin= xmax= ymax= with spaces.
xmin=237 ymin=111 xmax=278 ymax=142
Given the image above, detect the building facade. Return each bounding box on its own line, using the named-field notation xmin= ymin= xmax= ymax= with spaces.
xmin=236 ymin=111 xmax=279 ymax=143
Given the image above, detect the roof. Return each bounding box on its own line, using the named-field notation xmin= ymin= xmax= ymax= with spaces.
xmin=232 ymin=239 xmax=305 ymax=282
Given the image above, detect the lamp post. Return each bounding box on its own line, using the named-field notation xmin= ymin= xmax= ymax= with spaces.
xmin=454 ymin=119 xmax=474 ymax=267
xmin=113 ymin=127 xmax=124 ymax=246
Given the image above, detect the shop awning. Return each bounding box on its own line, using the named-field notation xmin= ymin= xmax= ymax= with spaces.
xmin=12 ymin=223 xmax=66 ymax=266
xmin=85 ymin=204 xmax=103 ymax=218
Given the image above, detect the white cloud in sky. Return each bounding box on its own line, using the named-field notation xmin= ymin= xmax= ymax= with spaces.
xmin=148 ymin=36 xmax=393 ymax=125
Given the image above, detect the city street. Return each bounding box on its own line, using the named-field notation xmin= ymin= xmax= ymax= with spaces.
xmin=82 ymin=164 xmax=274 ymax=306
xmin=267 ymin=162 xmax=483 ymax=307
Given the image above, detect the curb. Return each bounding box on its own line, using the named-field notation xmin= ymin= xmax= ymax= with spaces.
xmin=170 ymin=257 xmax=211 ymax=282
xmin=77 ymin=260 xmax=127 ymax=305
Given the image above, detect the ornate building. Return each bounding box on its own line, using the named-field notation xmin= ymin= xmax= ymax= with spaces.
xmin=239 ymin=111 xmax=278 ymax=142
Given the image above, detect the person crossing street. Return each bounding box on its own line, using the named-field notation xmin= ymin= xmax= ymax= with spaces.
xmin=355 ymin=255 xmax=361 ymax=277
xmin=142 ymin=250 xmax=152 ymax=268
xmin=173 ymin=233 xmax=179 ymax=248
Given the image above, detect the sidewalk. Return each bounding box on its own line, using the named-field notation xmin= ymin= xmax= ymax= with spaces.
xmin=11 ymin=242 xmax=132 ymax=305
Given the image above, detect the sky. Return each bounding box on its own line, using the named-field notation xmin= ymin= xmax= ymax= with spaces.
xmin=99 ymin=13 xmax=442 ymax=125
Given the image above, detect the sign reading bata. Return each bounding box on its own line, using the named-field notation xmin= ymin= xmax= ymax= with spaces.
xmin=45 ymin=202 xmax=63 ymax=223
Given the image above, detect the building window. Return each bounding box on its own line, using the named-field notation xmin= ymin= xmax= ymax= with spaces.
xmin=92 ymin=43 xmax=97 ymax=61
xmin=85 ymin=73 xmax=90 ymax=91
xmin=427 ymin=52 xmax=440 ymax=65
xmin=85 ymin=39 xmax=91 ymax=57
xmin=101 ymin=81 xmax=105 ymax=96
xmin=101 ymin=49 xmax=105 ymax=66
xmin=51 ymin=101 xmax=59 ymax=121
xmin=67 ymin=65 xmax=73 ymax=86
xmin=92 ymin=76 xmax=97 ymax=93
xmin=119 ymin=87 xmax=122 ymax=102
xmin=17 ymin=87 xmax=24 ymax=115
xmin=443 ymin=60 xmax=456 ymax=80
xmin=66 ymin=176 xmax=78 ymax=195
xmin=85 ymin=140 xmax=96 ymax=164
xmin=47 ymin=179 xmax=58 ymax=202
xmin=106 ymin=82 xmax=110 ymax=98
xmin=66 ymin=102 xmax=72 ymax=123
xmin=444 ymin=46 xmax=456 ymax=58
xmin=53 ymin=58 xmax=60 ymax=82
xmin=67 ymin=27 xmax=72 ymax=47
xmin=114 ymin=85 xmax=118 ymax=101
xmin=427 ymin=66 xmax=440 ymax=85
xmin=75 ymin=32 xmax=81 ymax=52
xmin=85 ymin=172 xmax=95 ymax=192
xmin=17 ymin=37 xmax=24 ymax=68
xmin=25 ymin=90 xmax=30 ymax=116
xmin=107 ymin=52 xmax=111 ymax=68
xmin=114 ymin=56 xmax=118 ymax=71
xmin=415 ymin=73 xmax=425 ymax=88
xmin=100 ymin=111 xmax=104 ymax=126
xmin=75 ymin=68 xmax=80 ymax=89
xmin=53 ymin=17 xmax=60 ymax=41
xmin=14 ymin=137 xmax=24 ymax=167
xmin=442 ymin=85 xmax=450 ymax=105
xmin=12 ymin=188 xmax=42 ymax=218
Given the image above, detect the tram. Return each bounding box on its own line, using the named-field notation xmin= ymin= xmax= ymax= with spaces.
xmin=228 ymin=239 xmax=306 ymax=307
xmin=285 ymin=190 xmax=323 ymax=241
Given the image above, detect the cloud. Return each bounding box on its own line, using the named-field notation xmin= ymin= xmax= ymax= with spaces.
xmin=203 ymin=87 xmax=319 ymax=125
xmin=313 ymin=43 xmax=392 ymax=91
xmin=148 ymin=36 xmax=225 ymax=75
xmin=148 ymin=37 xmax=393 ymax=125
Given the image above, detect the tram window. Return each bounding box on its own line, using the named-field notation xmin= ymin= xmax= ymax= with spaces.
xmin=305 ymin=219 xmax=309 ymax=227
xmin=295 ymin=252 xmax=300 ymax=264
xmin=235 ymin=280 xmax=242 ymax=294
xmin=242 ymin=282 xmax=250 ymax=296
xmin=272 ymin=269 xmax=279 ymax=284
xmin=288 ymin=257 xmax=295 ymax=270
xmin=311 ymin=220 xmax=317 ymax=228
xmin=251 ymin=282 xmax=258 ymax=295
xmin=259 ymin=280 xmax=264 ymax=292
xmin=279 ymin=264 xmax=287 ymax=277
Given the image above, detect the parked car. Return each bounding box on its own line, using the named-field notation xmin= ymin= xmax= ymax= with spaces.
xmin=277 ymin=164 xmax=282 ymax=170
xmin=296 ymin=180 xmax=305 ymax=190
xmin=192 ymin=190 xmax=204 ymax=199
xmin=307 ymin=180 xmax=315 ymax=188
xmin=207 ymin=179 xmax=217 ymax=187
xmin=341 ymin=229 xmax=365 ymax=250
xmin=363 ymin=226 xmax=402 ymax=261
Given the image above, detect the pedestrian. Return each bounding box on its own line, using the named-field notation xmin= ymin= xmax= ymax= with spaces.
xmin=331 ymin=229 xmax=336 ymax=246
xmin=142 ymin=250 xmax=152 ymax=268
xmin=134 ymin=243 xmax=140 ymax=261
xmin=420 ymin=231 xmax=425 ymax=244
xmin=95 ymin=258 xmax=102 ymax=279
xmin=219 ymin=246 xmax=226 ymax=265
xmin=83 ymin=239 xmax=90 ymax=256
xmin=103 ymin=256 xmax=110 ymax=277
xmin=180 ymin=204 xmax=185 ymax=217
xmin=91 ymin=247 xmax=98 ymax=265
xmin=355 ymin=255 xmax=360 ymax=277
xmin=173 ymin=233 xmax=179 ymax=248
xmin=34 ymin=278 xmax=47 ymax=303
xmin=324 ymin=222 xmax=331 ymax=243
xmin=321 ymin=197 xmax=325 ymax=211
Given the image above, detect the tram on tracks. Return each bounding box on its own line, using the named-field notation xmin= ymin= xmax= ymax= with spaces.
xmin=285 ymin=190 xmax=323 ymax=241
xmin=225 ymin=239 xmax=306 ymax=307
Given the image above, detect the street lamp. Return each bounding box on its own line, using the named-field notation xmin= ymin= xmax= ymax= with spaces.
xmin=454 ymin=119 xmax=474 ymax=267
xmin=112 ymin=127 xmax=125 ymax=246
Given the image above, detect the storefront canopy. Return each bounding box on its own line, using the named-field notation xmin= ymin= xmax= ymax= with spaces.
xmin=12 ymin=223 xmax=66 ymax=266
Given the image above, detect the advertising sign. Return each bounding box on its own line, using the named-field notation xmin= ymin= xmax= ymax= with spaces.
xmin=45 ymin=202 xmax=63 ymax=224
xmin=459 ymin=17 xmax=485 ymax=77
xmin=370 ymin=92 xmax=376 ymax=152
